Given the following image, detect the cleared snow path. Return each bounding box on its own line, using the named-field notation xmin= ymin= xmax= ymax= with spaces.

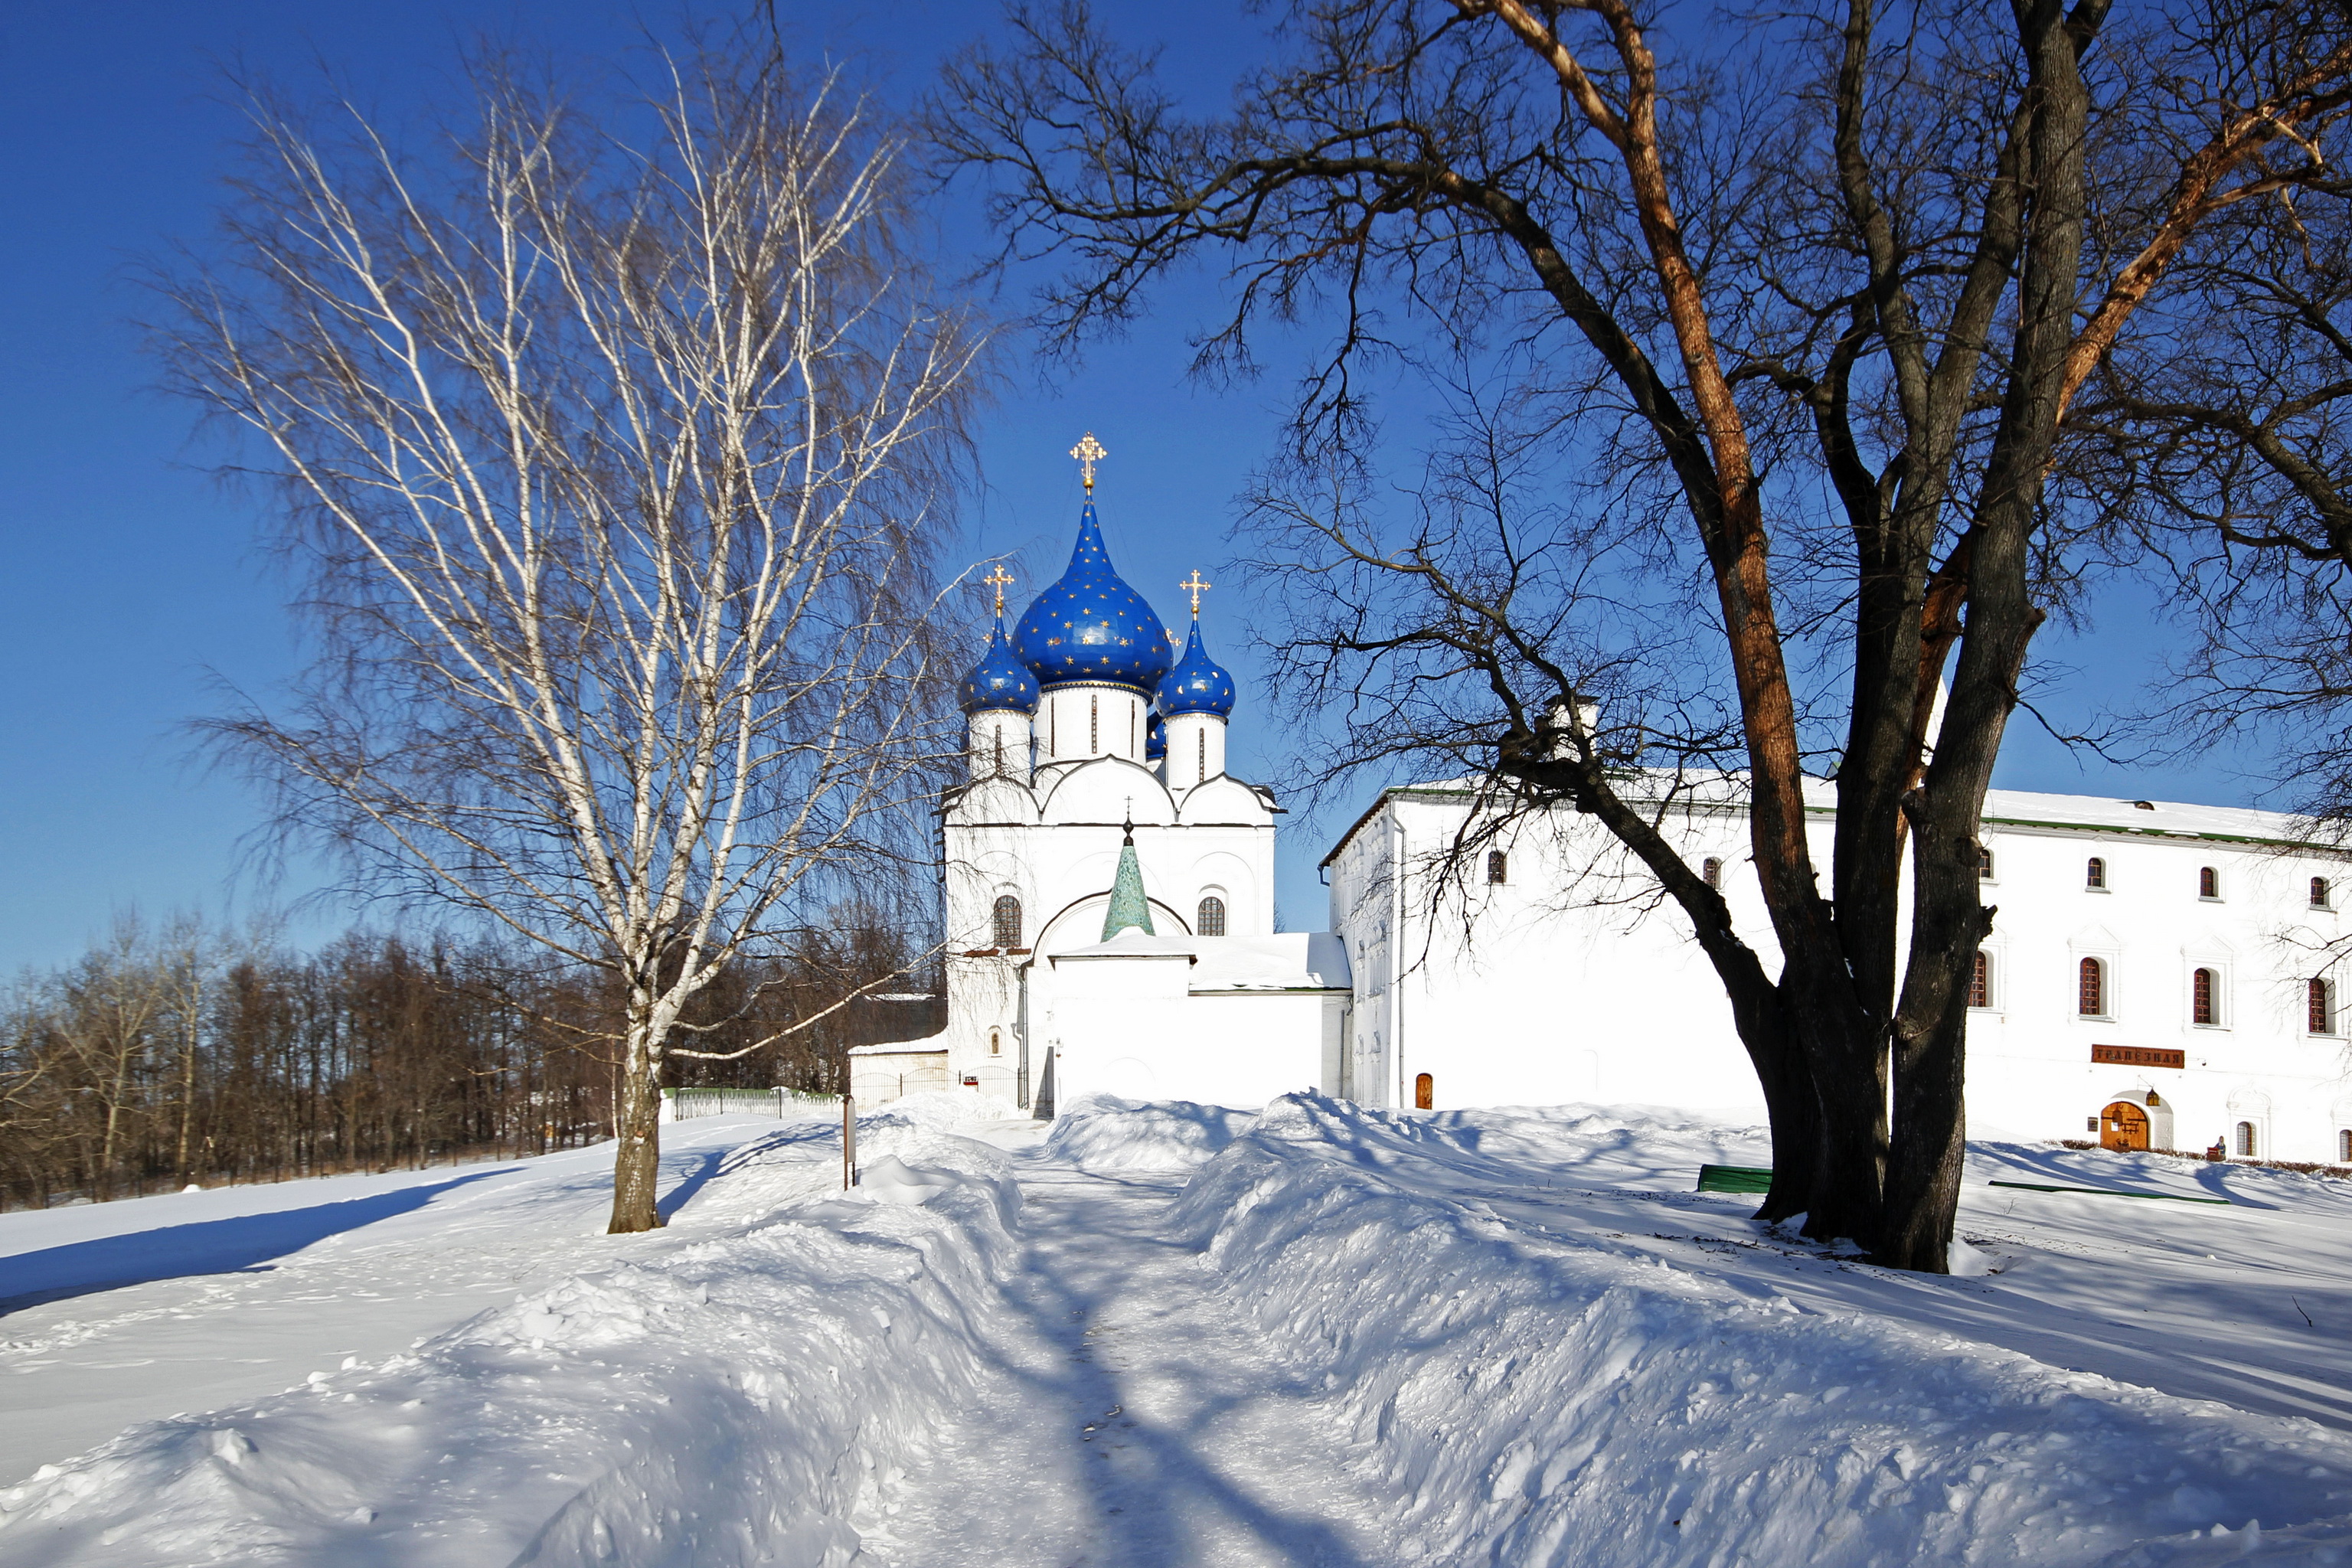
xmin=866 ymin=1157 xmax=1403 ymax=1567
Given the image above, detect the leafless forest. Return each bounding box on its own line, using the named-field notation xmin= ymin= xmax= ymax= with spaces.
xmin=0 ymin=910 xmax=936 ymax=1211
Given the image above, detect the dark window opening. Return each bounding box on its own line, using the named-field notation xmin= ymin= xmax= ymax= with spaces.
xmin=1969 ymin=951 xmax=1990 ymax=1009
xmin=2086 ymin=857 xmax=2107 ymax=890
xmin=1197 ymin=895 xmax=1227 ymax=937
xmin=1486 ymin=851 xmax=1508 ymax=886
xmin=2192 ymin=966 xmax=2217 ymax=1026
xmin=1701 ymin=857 xmax=1723 ymax=890
xmin=2200 ymin=866 xmax=2219 ymax=899
xmin=991 ymin=895 xmax=1022 ymax=950
xmin=2078 ymin=956 xmax=2105 ymax=1017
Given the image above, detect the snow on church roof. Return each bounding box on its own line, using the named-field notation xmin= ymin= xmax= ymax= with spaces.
xmin=1322 ymin=769 xmax=2333 ymax=867
xmin=1050 ymin=931 xmax=1351 ymax=991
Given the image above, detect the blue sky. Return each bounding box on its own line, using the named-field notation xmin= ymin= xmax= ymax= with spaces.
xmin=0 ymin=2 xmax=2252 ymax=972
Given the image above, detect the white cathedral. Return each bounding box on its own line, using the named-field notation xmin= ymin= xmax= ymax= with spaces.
xmin=851 ymin=446 xmax=2352 ymax=1168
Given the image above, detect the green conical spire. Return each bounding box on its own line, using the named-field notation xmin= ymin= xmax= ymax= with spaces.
xmin=1101 ymin=815 xmax=1155 ymax=939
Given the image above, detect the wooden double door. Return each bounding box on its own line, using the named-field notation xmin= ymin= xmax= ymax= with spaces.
xmin=2099 ymin=1101 xmax=2150 ymax=1152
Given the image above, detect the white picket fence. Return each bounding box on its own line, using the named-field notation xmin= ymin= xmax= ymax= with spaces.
xmin=662 ymin=1086 xmax=842 ymax=1122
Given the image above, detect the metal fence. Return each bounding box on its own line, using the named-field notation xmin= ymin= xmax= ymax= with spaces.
xmin=663 ymin=1086 xmax=843 ymax=1121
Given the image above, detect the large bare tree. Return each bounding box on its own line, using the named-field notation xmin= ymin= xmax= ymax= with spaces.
xmin=939 ymin=0 xmax=2351 ymax=1267
xmin=161 ymin=46 xmax=982 ymax=1232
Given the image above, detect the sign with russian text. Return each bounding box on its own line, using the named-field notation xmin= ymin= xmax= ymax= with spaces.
xmin=2091 ymin=1044 xmax=2185 ymax=1070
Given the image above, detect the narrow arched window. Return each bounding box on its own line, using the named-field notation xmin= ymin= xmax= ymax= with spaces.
xmin=2078 ymin=956 xmax=2105 ymax=1017
xmin=2236 ymin=1120 xmax=2258 ymax=1158
xmin=991 ymin=894 xmax=1022 ymax=950
xmin=1701 ymin=857 xmax=1723 ymax=890
xmin=1198 ymin=728 xmax=1207 ymax=779
xmin=989 ymin=1028 xmax=1002 ymax=1057
xmin=1197 ymin=895 xmax=1227 ymax=937
xmin=1969 ymin=951 xmax=1990 ymax=1009
xmin=1486 ymin=851 xmax=1508 ymax=886
xmin=2192 ymin=967 xmax=2216 ymax=1026
xmin=1089 ymin=694 xmax=1099 ymax=753
xmin=2315 ymin=877 xmax=2334 ymax=909
xmin=2199 ymin=866 xmax=2219 ymax=899
xmin=2338 ymin=1128 xmax=2350 ymax=1164
xmin=1976 ymin=844 xmax=1994 ymax=879
xmin=2312 ymin=978 xmax=2335 ymax=1035
xmin=2086 ymin=857 xmax=2107 ymax=890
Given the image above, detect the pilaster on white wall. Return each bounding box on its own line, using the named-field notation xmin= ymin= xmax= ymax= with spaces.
xmin=1164 ymin=712 xmax=1227 ymax=792
xmin=966 ymin=710 xmax=1034 ymax=783
xmin=1040 ymin=684 xmax=1148 ymax=765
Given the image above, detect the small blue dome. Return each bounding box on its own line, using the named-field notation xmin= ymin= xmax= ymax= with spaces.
xmin=1157 ymin=619 xmax=1236 ymax=718
xmin=1011 ymin=503 xmax=1174 ymax=696
xmin=1145 ymin=711 xmax=1166 ymax=762
xmin=959 ymin=617 xmax=1039 ymax=714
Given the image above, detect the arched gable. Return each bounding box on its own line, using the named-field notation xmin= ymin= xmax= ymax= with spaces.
xmin=1176 ymin=775 xmax=1274 ymax=826
xmin=1034 ymin=891 xmax=1193 ymax=952
xmin=951 ymin=775 xmax=1042 ymax=826
xmin=1039 ymin=756 xmax=1178 ymax=825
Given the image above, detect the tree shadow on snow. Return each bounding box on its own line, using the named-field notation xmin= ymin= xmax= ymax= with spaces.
xmin=986 ymin=1181 xmax=1382 ymax=1568
xmin=0 ymin=1170 xmax=505 ymax=1316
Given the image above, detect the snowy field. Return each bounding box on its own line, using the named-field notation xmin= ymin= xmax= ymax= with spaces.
xmin=5 ymin=1093 xmax=2352 ymax=1563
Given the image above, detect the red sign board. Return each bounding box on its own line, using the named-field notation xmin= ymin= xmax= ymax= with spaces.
xmin=2091 ymin=1044 xmax=2185 ymax=1070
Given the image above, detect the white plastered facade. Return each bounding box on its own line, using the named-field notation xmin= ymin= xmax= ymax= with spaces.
xmin=1323 ymin=777 xmax=2352 ymax=1163
xmin=849 ymin=675 xmax=1352 ymax=1112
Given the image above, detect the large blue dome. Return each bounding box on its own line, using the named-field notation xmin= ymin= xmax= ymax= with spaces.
xmin=1157 ymin=619 xmax=1236 ymax=717
xmin=958 ymin=617 xmax=1039 ymax=714
xmin=1011 ymin=503 xmax=1174 ymax=695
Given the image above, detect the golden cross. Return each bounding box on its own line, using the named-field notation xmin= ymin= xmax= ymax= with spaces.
xmin=982 ymin=563 xmax=1016 ymax=616
xmin=1069 ymin=431 xmax=1108 ymax=492
xmin=1180 ymin=570 xmax=1213 ymax=616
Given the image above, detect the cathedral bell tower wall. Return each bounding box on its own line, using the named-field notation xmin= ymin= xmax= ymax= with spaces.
xmin=967 ymin=709 xmax=1033 ymax=783
xmin=1038 ymin=683 xmax=1150 ymax=765
xmin=1162 ymin=710 xmax=1227 ymax=791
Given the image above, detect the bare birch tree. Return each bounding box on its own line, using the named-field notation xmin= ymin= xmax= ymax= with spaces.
xmin=158 ymin=46 xmax=982 ymax=1232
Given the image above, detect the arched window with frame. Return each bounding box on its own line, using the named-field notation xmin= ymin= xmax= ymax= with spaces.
xmin=991 ymin=894 xmax=1022 ymax=950
xmin=2192 ymin=966 xmax=2217 ymax=1026
xmin=1486 ymin=851 xmax=1508 ymax=886
xmin=2236 ymin=1120 xmax=2259 ymax=1158
xmin=2313 ymin=978 xmax=2337 ymax=1036
xmin=2086 ymin=857 xmax=2108 ymax=890
xmin=1968 ymin=951 xmax=1991 ymax=1009
xmin=2316 ymin=876 xmax=2334 ymax=909
xmin=989 ymin=1028 xmax=1002 ymax=1057
xmin=2078 ymin=956 xmax=2106 ymax=1017
xmin=2339 ymin=1128 xmax=2351 ymax=1165
xmin=2199 ymin=866 xmax=2220 ymax=899
xmin=1976 ymin=844 xmax=1994 ymax=879
xmin=1196 ymin=895 xmax=1227 ymax=937
xmin=1701 ymin=857 xmax=1723 ymax=890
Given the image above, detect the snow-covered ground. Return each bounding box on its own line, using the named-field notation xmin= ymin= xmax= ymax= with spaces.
xmin=5 ymin=1092 xmax=2352 ymax=1563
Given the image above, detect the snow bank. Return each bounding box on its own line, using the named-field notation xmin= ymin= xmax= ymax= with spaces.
xmin=1041 ymin=1093 xmax=1253 ymax=1171
xmin=865 ymin=1087 xmax=1024 ymax=1128
xmin=0 ymin=1132 xmax=1022 ymax=1568
xmin=1176 ymin=1093 xmax=2352 ymax=1566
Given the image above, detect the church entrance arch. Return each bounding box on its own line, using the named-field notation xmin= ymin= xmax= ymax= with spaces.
xmin=2099 ymin=1101 xmax=2150 ymax=1152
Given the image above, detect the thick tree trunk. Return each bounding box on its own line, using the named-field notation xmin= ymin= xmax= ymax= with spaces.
xmin=607 ymin=998 xmax=666 ymax=1233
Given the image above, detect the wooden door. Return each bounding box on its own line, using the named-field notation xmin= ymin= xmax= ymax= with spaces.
xmin=1414 ymin=1073 xmax=1434 ymax=1109
xmin=2099 ymin=1101 xmax=2149 ymax=1152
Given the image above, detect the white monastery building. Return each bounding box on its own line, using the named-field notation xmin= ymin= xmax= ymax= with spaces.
xmin=854 ymin=443 xmax=2352 ymax=1167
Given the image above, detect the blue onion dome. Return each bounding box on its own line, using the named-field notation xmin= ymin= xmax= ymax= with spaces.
xmin=1145 ymin=711 xmax=1166 ymax=762
xmin=1011 ymin=503 xmax=1175 ymax=695
xmin=1157 ymin=619 xmax=1236 ymax=718
xmin=958 ymin=617 xmax=1040 ymax=714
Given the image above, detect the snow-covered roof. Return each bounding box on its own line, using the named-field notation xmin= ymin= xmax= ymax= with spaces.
xmin=1049 ymin=930 xmax=1351 ymax=991
xmin=1325 ymin=769 xmax=2324 ymax=865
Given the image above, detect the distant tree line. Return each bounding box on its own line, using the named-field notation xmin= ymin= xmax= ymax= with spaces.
xmin=0 ymin=909 xmax=938 ymax=1210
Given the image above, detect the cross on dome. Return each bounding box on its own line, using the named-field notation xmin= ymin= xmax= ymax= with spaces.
xmin=1179 ymin=570 xmax=1212 ymax=617
xmin=1069 ymin=431 xmax=1108 ymax=493
xmin=982 ymin=563 xmax=1016 ymax=616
